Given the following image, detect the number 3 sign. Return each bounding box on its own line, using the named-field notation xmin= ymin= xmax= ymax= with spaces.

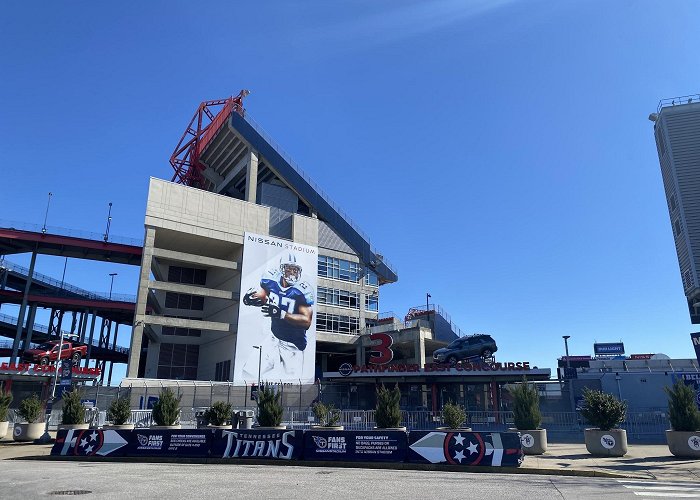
xmin=368 ymin=333 xmax=394 ymax=365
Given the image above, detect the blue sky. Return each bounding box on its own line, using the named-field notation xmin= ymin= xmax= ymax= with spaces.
xmin=1 ymin=0 xmax=699 ymax=383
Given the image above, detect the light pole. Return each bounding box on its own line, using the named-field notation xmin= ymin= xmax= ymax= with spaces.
xmin=426 ymin=292 xmax=431 ymax=331
xmin=252 ymin=345 xmax=262 ymax=400
xmin=42 ymin=192 xmax=52 ymax=234
xmin=108 ymin=273 xmax=117 ymax=300
xmin=562 ymin=335 xmax=574 ymax=412
xmin=38 ymin=329 xmax=65 ymax=443
xmin=103 ymin=202 xmax=113 ymax=243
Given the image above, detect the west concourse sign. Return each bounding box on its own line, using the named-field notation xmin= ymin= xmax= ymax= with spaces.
xmin=329 ymin=361 xmax=550 ymax=379
xmin=0 ymin=362 xmax=100 ymax=379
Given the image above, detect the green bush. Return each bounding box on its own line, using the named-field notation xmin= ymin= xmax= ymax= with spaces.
xmin=441 ymin=401 xmax=467 ymax=429
xmin=257 ymin=384 xmax=283 ymax=427
xmin=375 ymin=384 xmax=402 ymax=428
xmin=152 ymin=388 xmax=181 ymax=426
xmin=107 ymin=398 xmax=132 ymax=426
xmin=0 ymin=387 xmax=12 ymax=422
xmin=61 ymin=388 xmax=85 ymax=425
xmin=312 ymin=401 xmax=341 ymax=426
xmin=205 ymin=401 xmax=233 ymax=426
xmin=666 ymin=379 xmax=700 ymax=432
xmin=580 ymin=388 xmax=627 ymax=431
xmin=509 ymin=379 xmax=542 ymax=430
xmin=18 ymin=394 xmax=43 ymax=423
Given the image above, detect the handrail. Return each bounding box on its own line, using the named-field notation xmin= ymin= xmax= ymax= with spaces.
xmin=657 ymin=94 xmax=700 ymax=113
xmin=0 ymin=258 xmax=136 ymax=303
xmin=0 ymin=218 xmax=143 ymax=247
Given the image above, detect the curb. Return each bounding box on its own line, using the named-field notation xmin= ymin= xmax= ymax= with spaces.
xmin=13 ymin=455 xmax=640 ymax=478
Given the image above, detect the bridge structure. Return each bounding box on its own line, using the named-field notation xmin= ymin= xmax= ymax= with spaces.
xmin=0 ymin=220 xmax=143 ymax=385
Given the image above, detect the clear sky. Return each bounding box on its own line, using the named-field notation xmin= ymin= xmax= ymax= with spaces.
xmin=1 ymin=0 xmax=699 ymax=384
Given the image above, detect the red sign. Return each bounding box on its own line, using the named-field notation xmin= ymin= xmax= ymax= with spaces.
xmin=0 ymin=362 xmax=100 ymax=376
xmin=629 ymin=354 xmax=654 ymax=360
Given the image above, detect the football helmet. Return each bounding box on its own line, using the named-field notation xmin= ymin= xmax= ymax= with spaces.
xmin=279 ymin=252 xmax=302 ymax=285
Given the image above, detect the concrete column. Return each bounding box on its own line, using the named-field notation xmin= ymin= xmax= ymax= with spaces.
xmin=11 ymin=248 xmax=37 ymax=363
xmin=24 ymin=304 xmax=38 ymax=349
xmin=245 ymin=150 xmax=259 ymax=203
xmin=128 ymin=227 xmax=156 ymax=377
xmin=414 ymin=330 xmax=426 ymax=366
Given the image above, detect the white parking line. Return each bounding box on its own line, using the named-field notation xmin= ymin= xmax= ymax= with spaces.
xmin=617 ymin=480 xmax=700 ymax=498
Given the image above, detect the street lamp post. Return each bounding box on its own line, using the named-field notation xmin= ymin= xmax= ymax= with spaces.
xmin=103 ymin=202 xmax=113 ymax=243
xmin=108 ymin=273 xmax=117 ymax=300
xmin=38 ymin=329 xmax=65 ymax=443
xmin=562 ymin=335 xmax=574 ymax=412
xmin=42 ymin=192 xmax=52 ymax=234
xmin=252 ymin=345 xmax=262 ymax=401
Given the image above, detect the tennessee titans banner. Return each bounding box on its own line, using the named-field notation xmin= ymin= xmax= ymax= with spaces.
xmin=304 ymin=430 xmax=407 ymax=462
xmin=211 ymin=429 xmax=303 ymax=460
xmin=52 ymin=429 xmax=211 ymax=458
xmin=234 ymin=232 xmax=318 ymax=386
xmin=407 ymin=431 xmax=523 ymax=466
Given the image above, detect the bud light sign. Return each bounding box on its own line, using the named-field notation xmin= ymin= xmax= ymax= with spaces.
xmin=594 ymin=343 xmax=625 ymax=356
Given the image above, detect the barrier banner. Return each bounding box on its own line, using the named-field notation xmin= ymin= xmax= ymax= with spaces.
xmin=407 ymin=431 xmax=523 ymax=466
xmin=211 ymin=429 xmax=303 ymax=460
xmin=303 ymin=430 xmax=407 ymax=462
xmin=51 ymin=429 xmax=212 ymax=458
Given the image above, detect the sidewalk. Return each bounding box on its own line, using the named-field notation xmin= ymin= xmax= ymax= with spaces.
xmin=1 ymin=435 xmax=698 ymax=482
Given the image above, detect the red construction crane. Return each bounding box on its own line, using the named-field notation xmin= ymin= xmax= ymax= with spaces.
xmin=170 ymin=90 xmax=250 ymax=189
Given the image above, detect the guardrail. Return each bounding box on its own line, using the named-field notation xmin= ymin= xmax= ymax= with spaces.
xmin=0 ymin=218 xmax=143 ymax=247
xmin=657 ymin=94 xmax=700 ymax=113
xmin=0 ymin=258 xmax=136 ymax=303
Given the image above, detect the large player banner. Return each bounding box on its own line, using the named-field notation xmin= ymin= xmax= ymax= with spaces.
xmin=233 ymin=232 xmax=317 ymax=385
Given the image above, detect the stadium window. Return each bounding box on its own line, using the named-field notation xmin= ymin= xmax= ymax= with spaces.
xmin=215 ymin=360 xmax=231 ymax=382
xmin=316 ymin=312 xmax=360 ymax=334
xmin=365 ymin=295 xmax=378 ymax=312
xmin=670 ymin=193 xmax=677 ymax=212
xmin=165 ymin=292 xmax=204 ymax=311
xmin=168 ymin=265 xmax=207 ymax=286
xmin=157 ymin=343 xmax=199 ymax=380
xmin=318 ymin=256 xmax=360 ymax=283
xmin=317 ymin=287 xmax=359 ymax=309
xmin=365 ymin=269 xmax=379 ymax=287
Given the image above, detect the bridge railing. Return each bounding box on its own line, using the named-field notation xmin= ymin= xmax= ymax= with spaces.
xmin=0 ymin=218 xmax=143 ymax=247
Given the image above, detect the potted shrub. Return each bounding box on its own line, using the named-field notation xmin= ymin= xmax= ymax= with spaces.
xmin=13 ymin=394 xmax=44 ymax=442
xmin=0 ymin=387 xmax=12 ymax=440
xmin=256 ymin=384 xmax=285 ymax=429
xmin=665 ymin=379 xmax=700 ymax=458
xmin=375 ymin=384 xmax=405 ymax=430
xmin=438 ymin=401 xmax=470 ymax=431
xmin=580 ymin=388 xmax=628 ymax=456
xmin=311 ymin=401 xmax=343 ymax=430
xmin=104 ymin=397 xmax=134 ymax=430
xmin=59 ymin=388 xmax=89 ymax=431
xmin=508 ymin=379 xmax=547 ymax=455
xmin=205 ymin=401 xmax=233 ymax=429
xmin=151 ymin=388 xmax=181 ymax=429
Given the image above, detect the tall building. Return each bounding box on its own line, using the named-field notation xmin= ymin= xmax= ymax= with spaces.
xmin=651 ymin=95 xmax=700 ymax=322
xmin=126 ymin=94 xmax=397 ymax=383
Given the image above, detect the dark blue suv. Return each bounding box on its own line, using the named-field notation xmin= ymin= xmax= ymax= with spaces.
xmin=432 ymin=334 xmax=497 ymax=364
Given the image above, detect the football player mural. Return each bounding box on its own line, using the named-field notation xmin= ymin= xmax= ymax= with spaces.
xmin=234 ymin=233 xmax=317 ymax=385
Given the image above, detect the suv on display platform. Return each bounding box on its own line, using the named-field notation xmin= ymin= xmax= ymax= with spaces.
xmin=22 ymin=340 xmax=87 ymax=365
xmin=432 ymin=334 xmax=498 ymax=365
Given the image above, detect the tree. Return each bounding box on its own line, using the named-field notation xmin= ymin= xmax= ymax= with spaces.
xmin=509 ymin=378 xmax=542 ymax=430
xmin=375 ymin=384 xmax=402 ymax=428
xmin=666 ymin=379 xmax=700 ymax=432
